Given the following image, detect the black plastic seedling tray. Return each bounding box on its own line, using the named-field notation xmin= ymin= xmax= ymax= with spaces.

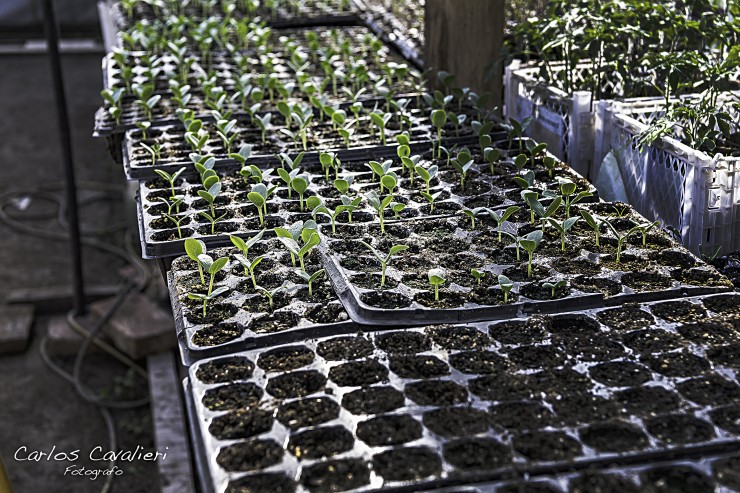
xmin=184 ymin=292 xmax=740 ymax=493
xmin=168 ymin=244 xmax=357 ymax=366
xmin=355 ymin=0 xmax=424 ymax=69
xmin=319 ymin=203 xmax=733 ymax=326
xmin=135 ymin=144 xmax=591 ymax=258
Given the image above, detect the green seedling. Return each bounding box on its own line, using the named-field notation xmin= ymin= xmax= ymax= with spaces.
xmin=381 ymin=174 xmax=398 ymax=198
xmin=235 ymin=254 xmax=263 ymax=287
xmin=157 ymin=196 xmax=185 ymax=238
xmin=580 ymin=210 xmax=604 ymax=248
xmin=313 ymin=202 xmax=349 ymax=235
xmin=526 ymin=195 xmax=562 ymax=231
xmin=451 ymin=148 xmax=474 ymax=189
xmin=544 ymin=155 xmax=557 ymax=178
xmin=185 ymin=120 xmax=209 ymax=153
xmin=255 ymin=113 xmax=272 ymax=143
xmin=401 ymin=155 xmax=420 ymax=185
xmin=365 ymin=190 xmax=393 ymax=234
xmin=415 ymin=163 xmax=439 ymax=194
xmin=277 ymin=229 xmax=320 ymax=273
xmin=428 ymin=268 xmax=447 ymax=301
xmin=471 ymin=269 xmax=486 ymax=285
xmin=370 ymin=112 xmax=392 ymax=145
xmin=340 ymin=196 xmax=363 ymax=223
xmin=297 ymin=269 xmax=325 ymax=297
xmin=255 ymin=285 xmax=284 ymax=311
xmin=185 ymin=238 xmax=207 ymax=285
xmin=154 ymin=167 xmax=186 ymax=204
xmin=277 ymin=167 xmax=301 ymax=199
xmin=503 ymin=117 xmax=532 ymax=150
xmin=215 ymin=118 xmax=238 ymax=154
xmin=559 ymin=179 xmax=593 ymax=218
xmin=274 ymin=220 xmax=318 ymax=267
xmin=488 ymin=206 xmax=521 ymax=242
xmin=320 ymin=152 xmax=340 ymax=181
xmin=462 ymin=207 xmax=486 ymax=230
xmin=526 ymin=140 xmax=548 ymax=168
xmin=547 ymin=217 xmax=580 ymax=252
xmin=334 ymin=176 xmax=353 ymax=195
xmin=605 ymin=221 xmax=641 ymax=263
xmin=514 ymin=153 xmax=528 ymax=173
xmin=484 ymin=147 xmax=501 ymax=174
xmin=359 ymin=241 xmax=408 ymax=288
xmin=431 ymin=109 xmax=447 ymax=158
xmin=366 ymin=160 xmax=395 ymax=188
xmin=390 ymin=202 xmax=406 ymax=219
xmin=136 ymin=121 xmax=151 ymax=140
xmin=519 ymin=230 xmax=543 ymax=278
xmin=498 ymin=275 xmax=514 ymax=303
xmin=198 ymin=179 xmax=226 ymax=234
xmin=291 ymin=176 xmax=309 ymax=211
xmin=187 ymin=253 xmax=229 ymax=316
xmin=543 ymin=279 xmax=568 ymax=298
xmin=247 ymin=183 xmax=276 ymax=226
xmin=229 ymin=229 xmax=265 ymax=259
xmin=513 ymin=170 xmax=536 ymax=190
xmin=420 ymin=191 xmax=442 ymax=212
xmin=634 ymin=221 xmax=661 ymax=246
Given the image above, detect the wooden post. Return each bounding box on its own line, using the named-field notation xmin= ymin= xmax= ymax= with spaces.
xmin=425 ymin=0 xmax=506 ymax=110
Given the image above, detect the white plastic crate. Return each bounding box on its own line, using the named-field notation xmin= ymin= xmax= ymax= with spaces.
xmin=601 ymin=98 xmax=740 ymax=256
xmin=504 ymin=59 xmax=603 ymax=179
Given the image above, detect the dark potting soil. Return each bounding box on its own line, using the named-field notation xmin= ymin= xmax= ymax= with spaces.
xmin=529 ymin=369 xmax=593 ymax=396
xmin=621 ymin=329 xmax=685 ymax=353
xmin=620 ymin=271 xmax=672 ymax=291
xmin=596 ymin=304 xmax=655 ymax=331
xmin=505 ymin=344 xmax=566 ymax=369
xmin=300 ymin=458 xmax=370 ymax=493
xmin=356 ymin=414 xmax=422 ymax=446
xmin=512 ymin=430 xmax=582 ymax=461
xmin=185 ymin=303 xmax=239 ymax=325
xmin=442 ymin=438 xmax=511 ymax=470
xmin=250 ymin=311 xmax=300 ymax=334
xmin=707 ymin=343 xmax=740 ymax=368
xmin=578 ymin=421 xmax=649 ymax=452
xmin=676 ymin=320 xmax=740 ymax=346
xmin=196 ymin=356 xmax=254 ymax=384
xmin=676 ymin=375 xmax=740 ymax=406
xmin=422 ymin=407 xmax=489 ymax=437
xmin=389 ymin=354 xmax=449 ymax=379
xmin=341 ymin=386 xmax=405 ymax=415
xmin=209 ymin=408 xmax=274 ymax=440
xmin=414 ymin=290 xmax=467 ymax=308
xmin=549 ymin=314 xmax=601 ymax=337
xmin=641 ymin=351 xmax=711 ymax=377
xmin=558 ymin=335 xmax=626 ymax=362
xmin=651 ymin=300 xmax=708 ymax=323
xmin=613 ymin=386 xmax=681 ymax=416
xmin=428 ymin=325 xmax=491 ymax=349
xmin=276 ymin=397 xmax=340 ymax=431
xmin=216 ymin=439 xmax=283 ymax=472
xmin=570 ymin=276 xmax=622 ymax=296
xmin=360 ymin=290 xmax=413 ymax=308
xmin=192 ymin=322 xmax=244 ymax=347
xmin=645 ymin=414 xmax=715 ymax=444
xmin=469 ymin=374 xmax=534 ymax=402
xmin=257 ymin=345 xmax=314 ymax=372
xmin=287 ymin=425 xmax=354 ymax=459
xmin=316 ymin=335 xmax=374 ymax=361
xmin=551 ymin=392 xmax=623 ymax=426
xmin=202 ymin=383 xmax=263 ymax=411
xmin=639 ymin=465 xmax=714 ymax=493
xmin=328 ymin=359 xmax=388 ymax=386
xmin=568 ymin=472 xmax=641 ymax=493
xmin=449 ymin=351 xmax=508 ymax=374
xmin=405 ymin=380 xmax=468 ymax=406
xmin=265 ymin=370 xmax=327 ymax=399
xmin=703 ymin=294 xmax=740 ymax=315
xmin=349 ymin=272 xmax=400 ymax=290
xmin=226 ymin=473 xmax=296 ymax=493
xmin=712 ymin=455 xmax=740 ymax=490
xmin=376 ymin=331 xmax=431 ymax=354
xmin=588 ymin=361 xmax=652 ymax=387
xmin=489 ymin=402 xmax=554 ymax=430
xmin=372 ymin=446 xmax=442 ymax=481
xmin=304 ymin=303 xmax=349 ymax=324
xmin=518 ymin=282 xmax=571 ymax=300
xmin=709 ymin=406 xmax=740 ymax=434
xmin=489 ymin=318 xmax=549 ymax=345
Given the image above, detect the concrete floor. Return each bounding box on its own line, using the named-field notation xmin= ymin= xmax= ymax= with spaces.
xmin=0 ymin=51 xmax=159 ymax=492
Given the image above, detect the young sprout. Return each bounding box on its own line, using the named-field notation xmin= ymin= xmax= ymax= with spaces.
xmin=519 ymin=230 xmax=543 ymax=278
xmin=365 ymin=191 xmax=393 ymax=234
xmin=381 ymin=174 xmax=398 ymax=199
xmin=298 ymin=269 xmax=325 ymax=297
xmin=513 ymin=170 xmax=536 ymax=190
xmin=185 ymin=239 xmax=207 ymax=285
xmin=215 ymin=118 xmax=238 ymax=155
xmin=320 ymin=152 xmax=338 ymax=181
xmin=136 ymin=121 xmax=151 ymax=140
xmin=277 ymin=230 xmax=320 ymax=273
xmin=421 ymin=191 xmax=442 ymax=213
xmin=477 ymin=205 xmax=516 ymax=240
xmin=526 ymin=195 xmax=562 ymax=232
xmin=255 ymin=285 xmax=284 ymax=311
xmin=542 ymin=280 xmax=568 ymax=299
xmin=340 ymin=196 xmax=363 ymax=223
xmin=247 ymin=183 xmax=276 ymax=227
xmin=154 ymin=167 xmax=186 ymax=204
xmin=634 ymin=220 xmax=661 ymax=246
xmin=255 ymin=113 xmax=272 ymax=144
xmin=401 ymin=155 xmax=420 ymax=186
xmin=559 ymin=179 xmax=593 ymax=218
xmin=605 ymin=221 xmax=641 ymax=264
xmin=235 ymin=254 xmax=263 ymax=288
xmin=313 ymin=203 xmax=348 ymax=235
xmin=370 ymin=112 xmax=392 ymax=145
xmin=462 ymin=207 xmax=486 ymax=230
xmin=428 ymin=268 xmax=447 ymax=302
xmin=547 ymin=217 xmax=580 ymax=252
xmin=390 ymin=202 xmax=406 ymax=219
xmin=544 ymin=155 xmax=557 ymax=178
xmin=580 ymin=210 xmax=604 ymax=248
xmin=451 ymin=148 xmax=474 ymax=189
xmin=471 ymin=269 xmax=486 ymax=285
xmin=198 ymin=179 xmax=226 ymax=234
xmin=498 ymin=275 xmax=514 ymax=303
xmin=185 ymin=120 xmax=209 ymax=153
xmin=431 ymin=109 xmax=447 ymax=158
xmin=291 ymin=176 xmax=309 ymax=211
xmin=366 ymin=160 xmax=395 ymax=187
xmin=503 ymin=117 xmax=532 ymax=150
xmin=526 ymin=141 xmax=548 ymax=168
xmin=415 ymin=163 xmax=439 ymax=194
xmin=157 ymin=196 xmax=186 ymax=238
xmin=334 ymin=176 xmax=353 ymax=195
xmin=187 ymin=253 xmax=229 ymax=316
xmin=484 ymin=147 xmax=501 ymax=175
xmin=513 ymin=153 xmax=528 ymax=173
xmin=359 ymin=241 xmax=408 ymax=288
xmin=229 ymin=229 xmax=265 ymax=259
xmin=277 ymin=167 xmax=301 ymax=199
